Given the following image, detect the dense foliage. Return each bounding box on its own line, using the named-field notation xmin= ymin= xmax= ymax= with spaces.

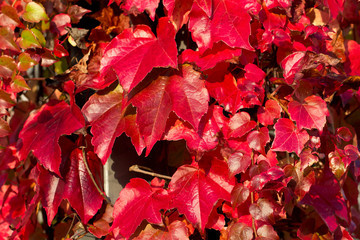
xmin=1 ymin=0 xmax=360 ymax=239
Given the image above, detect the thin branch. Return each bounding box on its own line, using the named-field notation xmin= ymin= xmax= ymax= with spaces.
xmin=129 ymin=165 xmax=172 ymax=180
xmin=250 ymin=152 xmax=258 ymax=238
xmin=80 ymin=147 xmax=112 ymax=205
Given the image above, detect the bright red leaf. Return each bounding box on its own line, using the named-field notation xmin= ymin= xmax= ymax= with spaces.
xmin=257 ymin=99 xmax=282 ymax=126
xmin=38 ymin=148 xmax=104 ymax=225
xmin=345 ymin=40 xmax=360 ymax=76
xmin=18 ymin=101 xmax=84 ymax=175
xmin=227 ymin=142 xmax=252 ymax=178
xmin=189 ymin=0 xmax=252 ymax=52
xmin=288 ymin=95 xmax=328 ymax=131
xmin=168 ymin=159 xmax=235 ymax=231
xmin=110 ymin=178 xmax=169 ymax=238
xmin=271 ymin=118 xmax=309 ymax=155
xmin=227 ymin=111 xmax=257 ymax=138
xmin=82 ymin=84 xmax=145 ymax=163
xmin=100 ymin=17 xmax=177 ymax=92
xmin=131 ymin=65 xmax=209 ymax=155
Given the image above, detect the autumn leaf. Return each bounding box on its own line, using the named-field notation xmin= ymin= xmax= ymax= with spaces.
xmin=18 ymin=100 xmax=84 ymax=175
xmin=168 ymin=159 xmax=234 ymax=231
xmin=288 ymin=95 xmax=329 ymax=131
xmin=131 ymin=64 xmax=209 ymax=155
xmin=82 ymin=84 xmax=145 ymax=163
xmin=38 ymin=148 xmax=104 ymax=225
xmin=100 ymin=17 xmax=177 ymax=92
xmin=271 ymin=118 xmax=309 ymax=155
xmin=110 ymin=178 xmax=169 ymax=238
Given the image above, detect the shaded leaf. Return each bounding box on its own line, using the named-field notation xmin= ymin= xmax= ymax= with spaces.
xmin=82 ymin=84 xmax=145 ymax=163
xmin=257 ymin=99 xmax=282 ymax=126
xmin=133 ymin=221 xmax=190 ymax=240
xmin=131 ymin=65 xmax=208 ymax=155
xmin=18 ymin=101 xmax=84 ymax=175
xmin=121 ymin=0 xmax=160 ymax=21
xmin=38 ymin=148 xmax=104 ymax=225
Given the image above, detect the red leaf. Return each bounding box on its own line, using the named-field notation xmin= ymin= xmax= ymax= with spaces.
xmin=180 ymin=42 xmax=242 ymax=71
xmin=165 ymin=105 xmax=226 ymax=155
xmin=345 ymin=40 xmax=360 ymax=76
xmin=38 ymin=148 xmax=104 ymax=225
xmin=53 ymin=40 xmax=69 ymax=58
xmin=110 ymin=178 xmax=169 ymax=238
xmin=288 ymin=95 xmax=328 ymax=131
xmin=189 ymin=0 xmax=252 ymax=52
xmin=121 ymin=0 xmax=160 ymax=21
xmin=82 ymin=84 xmax=145 ymax=163
xmin=281 ymin=51 xmax=306 ymax=84
xmin=51 ymin=13 xmax=71 ymax=36
xmin=247 ymin=127 xmax=270 ymax=155
xmin=18 ymin=101 xmax=84 ymax=175
xmin=228 ymin=112 xmax=257 ymax=138
xmin=301 ymin=169 xmax=348 ymax=232
xmin=168 ymin=159 xmax=235 ymax=231
xmin=227 ymin=142 xmax=252 ymax=178
xmin=131 ymin=65 xmax=208 ymax=155
xmin=100 ymin=17 xmax=177 ymax=92
xmin=250 ymin=166 xmax=284 ymax=191
xmin=271 ymin=118 xmax=309 ymax=155
xmin=336 ymin=127 xmax=352 ymax=142
xmin=257 ymin=99 xmax=282 ymax=126
xmin=299 ymin=148 xmax=318 ymax=170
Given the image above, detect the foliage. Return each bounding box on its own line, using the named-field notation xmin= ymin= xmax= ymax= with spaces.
xmin=1 ymin=0 xmax=360 ymax=239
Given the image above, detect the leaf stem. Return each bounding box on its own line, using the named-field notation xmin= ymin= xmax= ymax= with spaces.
xmin=129 ymin=165 xmax=172 ymax=180
xmin=80 ymin=147 xmax=112 ymax=205
xmin=250 ymin=152 xmax=258 ymax=238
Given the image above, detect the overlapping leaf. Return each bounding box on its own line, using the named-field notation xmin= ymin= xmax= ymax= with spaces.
xmin=131 ymin=64 xmax=209 ymax=155
xmin=18 ymin=101 xmax=84 ymax=175
xmin=38 ymin=148 xmax=104 ymax=225
xmin=271 ymin=118 xmax=309 ymax=155
xmin=168 ymin=159 xmax=235 ymax=231
xmin=100 ymin=17 xmax=177 ymax=92
xmin=288 ymin=95 xmax=328 ymax=131
xmin=82 ymin=84 xmax=145 ymax=163
xmin=111 ymin=178 xmax=169 ymax=238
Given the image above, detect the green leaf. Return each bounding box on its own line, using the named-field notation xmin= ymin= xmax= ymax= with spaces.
xmin=22 ymin=2 xmax=49 ymax=23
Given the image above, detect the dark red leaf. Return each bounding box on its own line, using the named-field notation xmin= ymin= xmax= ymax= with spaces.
xmin=18 ymin=101 xmax=84 ymax=175
xmin=231 ymin=183 xmax=250 ymax=208
xmin=336 ymin=127 xmax=352 ymax=142
xmin=131 ymin=65 xmax=208 ymax=155
xmin=67 ymin=5 xmax=90 ymax=24
xmin=82 ymin=84 xmax=145 ymax=163
xmin=38 ymin=148 xmax=104 ymax=225
xmin=288 ymin=95 xmax=328 ymax=131
xmin=301 ymin=169 xmax=348 ymax=232
xmin=168 ymin=159 xmax=235 ymax=231
xmin=100 ymin=17 xmax=177 ymax=92
xmin=271 ymin=118 xmax=309 ymax=155
xmin=121 ymin=0 xmax=160 ymax=21
xmin=111 ymin=178 xmax=169 ymax=238
xmin=165 ymin=105 xmax=226 ymax=155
